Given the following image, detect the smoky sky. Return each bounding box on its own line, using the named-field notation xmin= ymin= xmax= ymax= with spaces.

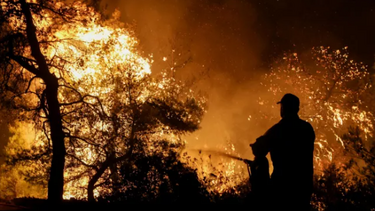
xmin=2 ymin=0 xmax=375 ymax=162
xmin=98 ymin=0 xmax=375 ymax=102
xmin=253 ymin=0 xmax=375 ymax=65
xmin=102 ymin=0 xmax=375 ymax=67
xmin=95 ymin=0 xmax=375 ymax=158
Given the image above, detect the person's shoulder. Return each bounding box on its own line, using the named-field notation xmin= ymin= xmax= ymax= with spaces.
xmin=298 ymin=118 xmax=315 ymax=131
xmin=297 ymin=117 xmax=308 ymax=124
xmin=270 ymin=119 xmax=283 ymax=129
xmin=265 ymin=120 xmax=282 ymax=134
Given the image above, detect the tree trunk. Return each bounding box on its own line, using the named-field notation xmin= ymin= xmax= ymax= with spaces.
xmin=88 ymin=157 xmax=112 ymax=202
xmin=20 ymin=0 xmax=66 ymax=203
xmin=87 ymin=117 xmax=136 ymax=201
xmin=109 ymin=153 xmax=119 ymax=189
xmin=45 ymin=76 xmax=66 ymax=203
xmin=87 ymin=150 xmax=134 ymax=201
xmin=109 ymin=122 xmax=119 ymax=189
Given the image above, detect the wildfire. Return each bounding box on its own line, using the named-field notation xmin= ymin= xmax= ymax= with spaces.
xmin=182 ymin=142 xmax=250 ymax=197
xmin=1 ymin=0 xmax=374 ymax=204
xmin=259 ymin=46 xmax=373 ymax=170
xmin=1 ymin=0 xmax=209 ymax=200
xmin=35 ymin=5 xmax=154 ymax=199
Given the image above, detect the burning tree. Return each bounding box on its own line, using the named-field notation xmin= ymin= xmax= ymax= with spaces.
xmin=0 ymin=0 xmax=206 ymax=202
xmin=62 ymin=62 xmax=204 ymax=201
xmin=257 ymin=46 xmax=373 ymax=169
xmin=0 ymin=0 xmax=83 ymax=202
xmin=311 ymin=127 xmax=375 ymax=211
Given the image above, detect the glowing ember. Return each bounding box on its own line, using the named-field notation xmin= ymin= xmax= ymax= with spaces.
xmin=1 ymin=0 xmax=374 ymax=204
xmin=1 ymin=1 xmax=205 ymax=200
xmin=259 ymin=46 xmax=373 ymax=170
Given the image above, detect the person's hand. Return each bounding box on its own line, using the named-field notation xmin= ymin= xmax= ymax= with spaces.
xmin=243 ymin=159 xmax=253 ymax=165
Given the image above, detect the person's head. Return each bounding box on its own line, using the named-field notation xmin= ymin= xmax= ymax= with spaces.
xmin=277 ymin=93 xmax=299 ymax=118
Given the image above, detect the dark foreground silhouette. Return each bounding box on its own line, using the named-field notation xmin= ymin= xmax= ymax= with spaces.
xmin=6 ymin=94 xmax=375 ymax=210
xmin=251 ymin=93 xmax=315 ymax=210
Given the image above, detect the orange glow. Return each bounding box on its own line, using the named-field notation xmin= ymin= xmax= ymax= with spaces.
xmin=1 ymin=1 xmax=373 ymax=202
xmin=1 ymin=1 xmax=208 ymax=200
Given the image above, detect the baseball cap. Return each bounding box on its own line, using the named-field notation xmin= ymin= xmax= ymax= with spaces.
xmin=277 ymin=93 xmax=300 ymax=109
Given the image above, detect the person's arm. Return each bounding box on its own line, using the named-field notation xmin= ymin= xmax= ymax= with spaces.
xmin=251 ymin=136 xmax=270 ymax=157
xmin=251 ymin=126 xmax=276 ymax=157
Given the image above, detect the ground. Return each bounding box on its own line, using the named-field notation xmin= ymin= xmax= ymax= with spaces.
xmin=0 ymin=203 xmax=28 ymax=210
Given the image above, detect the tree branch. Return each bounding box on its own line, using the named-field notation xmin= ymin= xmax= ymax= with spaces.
xmin=20 ymin=0 xmax=50 ymax=78
xmin=25 ymin=75 xmax=41 ymax=93
xmin=66 ymin=153 xmax=99 ymax=171
xmin=66 ymin=134 xmax=100 ymax=147
xmin=9 ymin=55 xmax=40 ymax=76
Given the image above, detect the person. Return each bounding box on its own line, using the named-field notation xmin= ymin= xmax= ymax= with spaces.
xmin=251 ymin=93 xmax=315 ymax=211
xmin=247 ymin=145 xmax=270 ymax=209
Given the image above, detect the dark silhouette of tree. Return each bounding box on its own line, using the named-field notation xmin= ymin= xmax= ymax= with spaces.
xmin=0 ymin=0 xmax=84 ymax=202
xmin=342 ymin=127 xmax=375 ymax=187
xmin=78 ymin=69 xmax=205 ymax=201
xmin=1 ymin=1 xmax=206 ymax=202
xmin=97 ymin=140 xmax=210 ymax=203
xmin=312 ymin=127 xmax=375 ymax=211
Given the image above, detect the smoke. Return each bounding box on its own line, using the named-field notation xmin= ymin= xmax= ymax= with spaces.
xmin=94 ymin=0 xmax=268 ymax=160
xmin=1 ymin=0 xmax=375 ymax=166
xmin=81 ymin=0 xmax=375 ymax=165
xmin=92 ymin=0 xmax=375 ymax=162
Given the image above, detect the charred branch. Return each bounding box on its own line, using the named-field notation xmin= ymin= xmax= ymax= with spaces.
xmin=8 ymin=55 xmax=39 ymax=76
xmin=66 ymin=153 xmax=99 ymax=171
